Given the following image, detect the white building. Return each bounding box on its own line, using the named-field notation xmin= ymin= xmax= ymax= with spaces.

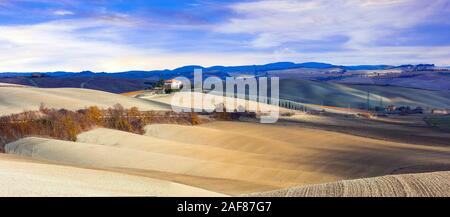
xmin=431 ymin=109 xmax=450 ymax=115
xmin=164 ymin=79 xmax=183 ymax=90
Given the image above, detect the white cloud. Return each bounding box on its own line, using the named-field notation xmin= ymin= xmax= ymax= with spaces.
xmin=53 ymin=10 xmax=74 ymax=16
xmin=1 ymin=16 xmax=449 ymax=73
xmin=0 ymin=18 xmax=280 ymax=71
xmin=218 ymin=0 xmax=448 ymax=48
xmin=0 ymin=19 xmax=162 ymax=72
xmin=211 ymin=0 xmax=450 ymax=65
xmin=0 ymin=0 xmax=449 ymax=72
xmin=273 ymin=45 xmax=450 ymax=66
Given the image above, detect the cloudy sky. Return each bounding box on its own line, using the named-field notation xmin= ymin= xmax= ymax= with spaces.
xmin=0 ymin=0 xmax=449 ymax=72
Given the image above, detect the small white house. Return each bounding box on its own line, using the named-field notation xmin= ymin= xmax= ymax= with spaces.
xmin=164 ymin=79 xmax=183 ymax=90
xmin=431 ymin=109 xmax=449 ymax=115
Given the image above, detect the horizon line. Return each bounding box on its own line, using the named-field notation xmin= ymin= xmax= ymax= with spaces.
xmin=0 ymin=62 xmax=445 ymax=74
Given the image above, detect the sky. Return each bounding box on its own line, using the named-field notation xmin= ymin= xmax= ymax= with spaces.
xmin=0 ymin=0 xmax=449 ymax=72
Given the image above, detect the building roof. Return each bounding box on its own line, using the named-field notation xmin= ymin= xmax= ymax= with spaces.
xmin=164 ymin=79 xmax=181 ymax=84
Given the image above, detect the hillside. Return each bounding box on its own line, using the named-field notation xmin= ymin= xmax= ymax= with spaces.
xmin=0 ymin=154 xmax=224 ymax=197
xmin=249 ymin=171 xmax=450 ymax=197
xmin=334 ymin=72 xmax=450 ymax=91
xmin=6 ymin=122 xmax=450 ymax=195
xmin=0 ymin=82 xmax=26 ymax=87
xmin=1 ymin=82 xmax=450 ymax=197
xmin=0 ymin=76 xmax=152 ymax=93
xmin=279 ymin=79 xmax=450 ymax=109
xmin=0 ymin=86 xmax=170 ymax=116
xmin=138 ymin=92 xmax=286 ymax=114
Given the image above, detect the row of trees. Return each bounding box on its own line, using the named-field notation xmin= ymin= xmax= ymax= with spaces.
xmin=210 ymin=104 xmax=257 ymax=121
xmin=0 ymin=104 xmax=199 ymax=152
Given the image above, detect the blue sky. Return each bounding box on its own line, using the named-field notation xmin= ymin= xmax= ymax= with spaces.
xmin=0 ymin=0 xmax=449 ymax=72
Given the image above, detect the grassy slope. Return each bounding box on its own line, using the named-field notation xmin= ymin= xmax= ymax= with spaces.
xmin=279 ymin=79 xmax=450 ymax=109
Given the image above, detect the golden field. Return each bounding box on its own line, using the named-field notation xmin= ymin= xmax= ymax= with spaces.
xmin=1 ymin=84 xmax=450 ymax=196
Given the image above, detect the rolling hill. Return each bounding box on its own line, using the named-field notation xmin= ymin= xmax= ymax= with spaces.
xmin=5 ymin=121 xmax=450 ymax=195
xmin=334 ymin=71 xmax=450 ymax=91
xmin=0 ymin=76 xmax=153 ymax=93
xmin=0 ymin=86 xmax=170 ymax=116
xmin=2 ymin=83 xmax=450 ymax=196
xmin=278 ymin=79 xmax=450 ymax=109
xmin=1 ymin=81 xmax=450 ymax=197
xmin=0 ymin=154 xmax=224 ymax=197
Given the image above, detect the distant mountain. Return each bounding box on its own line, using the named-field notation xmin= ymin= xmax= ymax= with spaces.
xmin=173 ymin=65 xmax=205 ymax=73
xmin=0 ymin=73 xmax=33 ymax=77
xmin=0 ymin=62 xmax=436 ymax=79
xmin=343 ymin=65 xmax=392 ymax=70
xmin=297 ymin=62 xmax=338 ymax=69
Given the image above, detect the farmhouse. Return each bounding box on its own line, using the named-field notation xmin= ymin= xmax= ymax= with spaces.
xmin=164 ymin=79 xmax=183 ymax=90
xmin=431 ymin=109 xmax=449 ymax=115
xmin=386 ymin=105 xmax=397 ymax=112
